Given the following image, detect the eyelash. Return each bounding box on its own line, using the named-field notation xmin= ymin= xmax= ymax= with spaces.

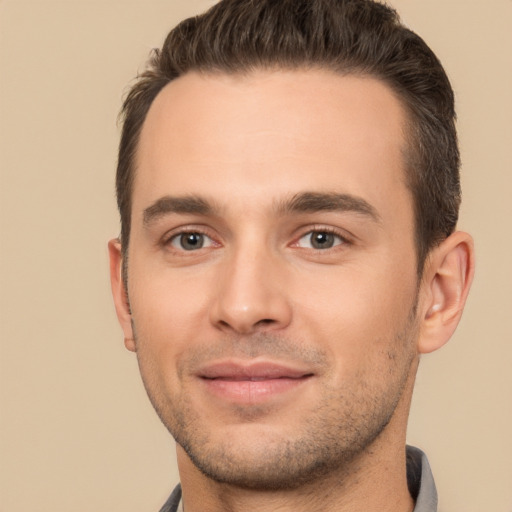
xmin=293 ymin=226 xmax=352 ymax=250
xmin=160 ymin=225 xmax=352 ymax=254
xmin=162 ymin=227 xmax=218 ymax=250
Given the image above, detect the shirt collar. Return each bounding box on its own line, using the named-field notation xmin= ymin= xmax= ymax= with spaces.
xmin=407 ymin=445 xmax=438 ymax=512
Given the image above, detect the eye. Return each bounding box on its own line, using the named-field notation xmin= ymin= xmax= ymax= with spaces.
xmin=169 ymin=232 xmax=215 ymax=251
xmin=296 ymin=230 xmax=345 ymax=250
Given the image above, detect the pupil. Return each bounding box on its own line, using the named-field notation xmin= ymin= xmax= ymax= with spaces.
xmin=312 ymin=232 xmax=334 ymax=249
xmin=181 ymin=233 xmax=203 ymax=250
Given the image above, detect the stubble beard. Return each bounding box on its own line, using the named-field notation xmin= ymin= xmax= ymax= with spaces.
xmin=134 ymin=313 xmax=419 ymax=491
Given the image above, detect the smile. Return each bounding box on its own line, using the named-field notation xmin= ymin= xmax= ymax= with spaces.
xmin=198 ymin=361 xmax=314 ymax=403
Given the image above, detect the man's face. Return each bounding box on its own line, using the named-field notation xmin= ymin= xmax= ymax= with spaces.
xmin=117 ymin=70 xmax=422 ymax=488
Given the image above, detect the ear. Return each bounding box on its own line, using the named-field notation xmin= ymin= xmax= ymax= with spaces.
xmin=417 ymin=231 xmax=475 ymax=354
xmin=108 ymin=239 xmax=136 ymax=352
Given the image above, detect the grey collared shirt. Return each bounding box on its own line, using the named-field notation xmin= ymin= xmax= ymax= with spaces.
xmin=160 ymin=445 xmax=437 ymax=512
xmin=406 ymin=445 xmax=438 ymax=512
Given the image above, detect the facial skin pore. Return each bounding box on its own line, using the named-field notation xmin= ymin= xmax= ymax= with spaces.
xmin=110 ymin=70 xmax=474 ymax=512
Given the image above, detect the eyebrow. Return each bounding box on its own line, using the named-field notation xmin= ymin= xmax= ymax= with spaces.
xmin=143 ymin=195 xmax=215 ymax=226
xmin=142 ymin=191 xmax=381 ymax=227
xmin=279 ymin=192 xmax=381 ymax=222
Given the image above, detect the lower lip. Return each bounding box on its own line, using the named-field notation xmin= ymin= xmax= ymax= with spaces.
xmin=201 ymin=377 xmax=310 ymax=403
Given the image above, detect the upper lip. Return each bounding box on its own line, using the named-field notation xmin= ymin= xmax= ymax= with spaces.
xmin=198 ymin=360 xmax=314 ymax=380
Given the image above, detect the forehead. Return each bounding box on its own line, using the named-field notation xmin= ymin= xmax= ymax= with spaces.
xmin=134 ymin=69 xmax=410 ymax=219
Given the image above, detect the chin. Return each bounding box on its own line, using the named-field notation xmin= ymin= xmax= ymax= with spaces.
xmin=172 ymin=410 xmax=393 ymax=491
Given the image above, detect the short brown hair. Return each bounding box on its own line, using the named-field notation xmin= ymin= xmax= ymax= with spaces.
xmin=116 ymin=0 xmax=460 ymax=274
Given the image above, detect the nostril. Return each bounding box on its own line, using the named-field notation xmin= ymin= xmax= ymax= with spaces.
xmin=256 ymin=319 xmax=275 ymax=326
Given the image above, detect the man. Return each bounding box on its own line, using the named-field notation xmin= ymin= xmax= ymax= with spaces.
xmin=109 ymin=1 xmax=474 ymax=511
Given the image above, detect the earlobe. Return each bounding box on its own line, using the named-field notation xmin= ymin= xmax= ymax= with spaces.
xmin=418 ymin=231 xmax=475 ymax=354
xmin=108 ymin=239 xmax=136 ymax=352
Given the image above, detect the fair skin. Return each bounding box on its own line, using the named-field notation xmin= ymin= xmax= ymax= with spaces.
xmin=109 ymin=69 xmax=474 ymax=512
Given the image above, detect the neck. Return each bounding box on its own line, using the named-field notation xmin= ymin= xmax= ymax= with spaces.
xmin=176 ymin=435 xmax=414 ymax=512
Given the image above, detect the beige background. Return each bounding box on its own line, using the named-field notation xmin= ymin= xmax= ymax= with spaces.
xmin=0 ymin=1 xmax=510 ymax=511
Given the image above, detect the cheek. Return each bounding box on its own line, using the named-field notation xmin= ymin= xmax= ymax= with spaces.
xmin=292 ymin=262 xmax=418 ymax=369
xmin=128 ymin=267 xmax=213 ymax=375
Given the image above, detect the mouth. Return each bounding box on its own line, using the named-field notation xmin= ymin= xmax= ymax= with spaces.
xmin=197 ymin=360 xmax=314 ymax=403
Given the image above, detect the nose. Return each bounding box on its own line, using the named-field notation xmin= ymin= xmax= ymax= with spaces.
xmin=209 ymin=245 xmax=292 ymax=335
